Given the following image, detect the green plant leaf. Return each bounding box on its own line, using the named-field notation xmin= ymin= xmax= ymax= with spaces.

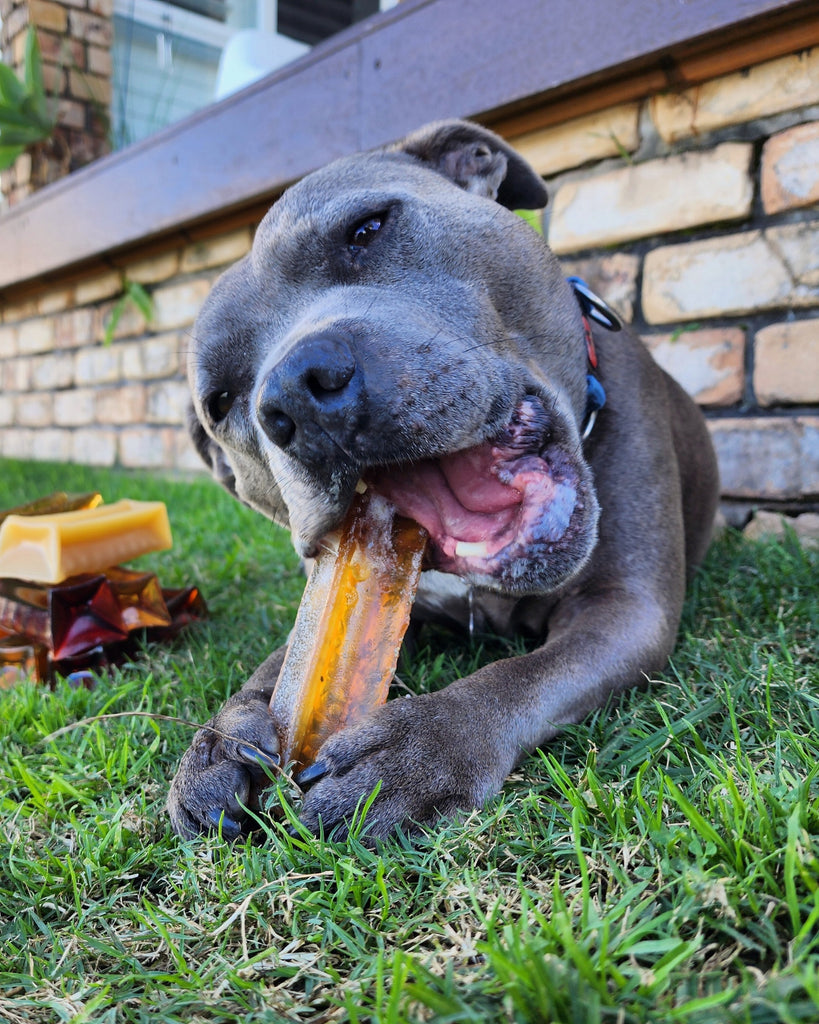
xmin=0 ymin=62 xmax=26 ymax=108
xmin=515 ymin=207 xmax=544 ymax=235
xmin=101 ymin=281 xmax=154 ymax=346
xmin=124 ymin=280 xmax=154 ymax=322
xmin=20 ymin=92 xmax=56 ymax=133
xmin=0 ymin=106 xmax=44 ymax=129
xmin=23 ymin=27 xmax=46 ymax=100
xmin=0 ymin=143 xmax=25 ymax=170
xmin=0 ymin=124 xmax=50 ymax=146
xmin=102 ymin=293 xmax=128 ymax=346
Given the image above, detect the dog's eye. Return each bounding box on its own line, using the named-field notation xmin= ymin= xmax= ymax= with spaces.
xmin=347 ymin=213 xmax=386 ymax=253
xmin=207 ymin=390 xmax=234 ymax=423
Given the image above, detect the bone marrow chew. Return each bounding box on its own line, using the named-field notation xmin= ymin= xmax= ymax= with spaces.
xmin=269 ymin=489 xmax=427 ymax=771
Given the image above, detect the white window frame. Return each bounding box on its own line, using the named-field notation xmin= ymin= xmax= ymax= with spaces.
xmin=112 ymin=0 xmax=240 ymax=50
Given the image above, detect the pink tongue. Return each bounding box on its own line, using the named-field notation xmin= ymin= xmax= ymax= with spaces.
xmin=438 ymin=446 xmax=522 ymax=513
xmin=366 ymin=440 xmax=522 ymax=545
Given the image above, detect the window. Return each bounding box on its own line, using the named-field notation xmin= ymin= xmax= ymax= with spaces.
xmin=111 ymin=0 xmax=394 ymax=148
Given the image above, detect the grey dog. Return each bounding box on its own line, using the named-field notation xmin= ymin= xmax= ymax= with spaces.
xmin=168 ymin=120 xmax=720 ymax=841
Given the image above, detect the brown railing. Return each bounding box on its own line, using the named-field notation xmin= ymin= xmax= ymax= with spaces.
xmin=1 ymin=0 xmax=817 ymax=300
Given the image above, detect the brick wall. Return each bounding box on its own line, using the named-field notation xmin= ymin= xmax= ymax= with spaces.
xmin=1 ymin=43 xmax=818 ymax=521
xmin=0 ymin=228 xmax=251 ymax=471
xmin=0 ymin=0 xmax=112 ymax=207
xmin=517 ymin=46 xmax=819 ymax=519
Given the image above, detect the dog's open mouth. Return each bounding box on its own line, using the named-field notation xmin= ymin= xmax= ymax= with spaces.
xmin=364 ymin=395 xmax=588 ymax=586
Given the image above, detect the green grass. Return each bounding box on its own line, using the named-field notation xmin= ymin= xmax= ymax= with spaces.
xmin=0 ymin=457 xmax=817 ymax=1024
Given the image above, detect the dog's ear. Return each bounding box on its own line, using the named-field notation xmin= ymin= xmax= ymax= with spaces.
xmin=394 ymin=119 xmax=548 ymax=210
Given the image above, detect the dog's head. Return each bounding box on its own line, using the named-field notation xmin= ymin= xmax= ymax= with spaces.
xmin=189 ymin=120 xmax=599 ymax=595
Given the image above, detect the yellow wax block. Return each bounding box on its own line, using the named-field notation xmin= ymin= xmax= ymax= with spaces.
xmin=0 ymin=500 xmax=173 ymax=583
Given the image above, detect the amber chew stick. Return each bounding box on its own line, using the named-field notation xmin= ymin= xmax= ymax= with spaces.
xmin=269 ymin=490 xmax=427 ymax=771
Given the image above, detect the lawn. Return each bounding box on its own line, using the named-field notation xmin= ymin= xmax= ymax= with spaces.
xmin=0 ymin=457 xmax=817 ymax=1024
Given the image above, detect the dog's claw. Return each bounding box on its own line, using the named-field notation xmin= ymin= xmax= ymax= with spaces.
xmin=296 ymin=759 xmax=330 ymax=788
xmin=206 ymin=807 xmax=243 ymax=839
xmin=237 ymin=743 xmax=280 ymax=770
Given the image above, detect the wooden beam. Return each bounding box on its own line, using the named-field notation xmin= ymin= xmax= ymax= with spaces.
xmin=491 ymin=4 xmax=819 ymax=139
xmin=0 ymin=0 xmax=815 ymax=303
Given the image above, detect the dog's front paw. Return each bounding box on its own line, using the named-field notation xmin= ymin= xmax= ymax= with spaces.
xmin=167 ymin=690 xmax=280 ymax=839
xmin=297 ymin=693 xmax=508 ymax=841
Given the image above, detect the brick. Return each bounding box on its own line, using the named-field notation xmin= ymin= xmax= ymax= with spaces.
xmin=11 ymin=31 xmax=28 ymax=65
xmin=87 ymin=0 xmax=113 ymax=16
xmin=754 ymin=319 xmax=819 ymax=406
xmin=761 ymin=121 xmax=819 ymax=214
xmin=0 ymin=324 xmax=17 ymax=358
xmin=17 ymin=393 xmax=53 ymax=427
xmin=74 ymin=345 xmax=119 ymax=385
xmin=37 ymin=287 xmax=73 ymax=315
xmin=40 ymin=61 xmax=65 ymax=94
xmin=75 ymin=270 xmax=122 ymax=306
xmin=643 ymin=327 xmax=745 ymax=406
xmin=560 ymin=253 xmax=639 ymax=323
xmin=67 ymin=9 xmax=112 ymax=46
xmin=12 ymin=151 xmax=32 ymax=188
xmin=124 ymin=251 xmax=180 ymax=285
xmin=95 ymin=384 xmax=146 ymax=424
xmin=99 ymin=297 xmax=150 ymax=341
xmin=55 ymin=307 xmax=96 ymax=348
xmin=513 ymin=103 xmax=641 ymax=178
xmin=642 ymin=225 xmax=819 ymax=324
xmin=151 ymin=278 xmax=212 ymax=330
xmin=32 ymin=428 xmax=72 ymax=462
xmin=766 ymin=222 xmax=819 ymax=289
xmin=180 ymin=229 xmax=253 ymax=273
xmin=38 ymin=32 xmax=84 ymax=68
xmin=3 ymin=358 xmax=30 ymax=392
xmin=146 ymin=380 xmax=189 ymax=424
xmin=0 ymin=394 xmax=16 ymax=427
xmin=54 ymin=387 xmax=96 ymax=426
xmin=71 ymin=428 xmax=117 ymax=466
xmin=17 ymin=317 xmax=55 ymax=355
xmin=87 ymin=44 xmax=112 ymax=77
xmin=4 ymin=4 xmax=29 ymax=39
xmin=68 ymin=68 xmax=111 ymax=106
xmin=709 ymin=416 xmax=819 ymax=499
xmin=119 ymin=427 xmax=174 ymax=468
xmin=28 ymin=0 xmax=67 ymax=32
xmin=174 ymin=429 xmax=205 ymax=473
xmin=2 ymin=298 xmax=38 ymax=323
xmin=30 ymin=351 xmax=74 ymax=390
xmin=2 ymin=429 xmax=34 ymax=459
xmin=743 ymin=510 xmax=819 ymax=549
xmin=120 ymin=333 xmax=182 ymax=380
xmin=56 ymin=98 xmax=86 ymax=131
xmin=549 ymin=143 xmax=753 ymax=254
xmin=651 ymin=48 xmax=819 ymax=143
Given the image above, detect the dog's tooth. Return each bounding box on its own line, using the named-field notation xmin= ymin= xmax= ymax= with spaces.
xmin=455 ymin=540 xmax=489 ymax=558
xmin=355 ymin=479 xmax=368 ymax=494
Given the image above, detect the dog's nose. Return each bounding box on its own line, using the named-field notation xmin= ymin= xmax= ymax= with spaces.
xmin=256 ymin=335 xmax=363 ymax=459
